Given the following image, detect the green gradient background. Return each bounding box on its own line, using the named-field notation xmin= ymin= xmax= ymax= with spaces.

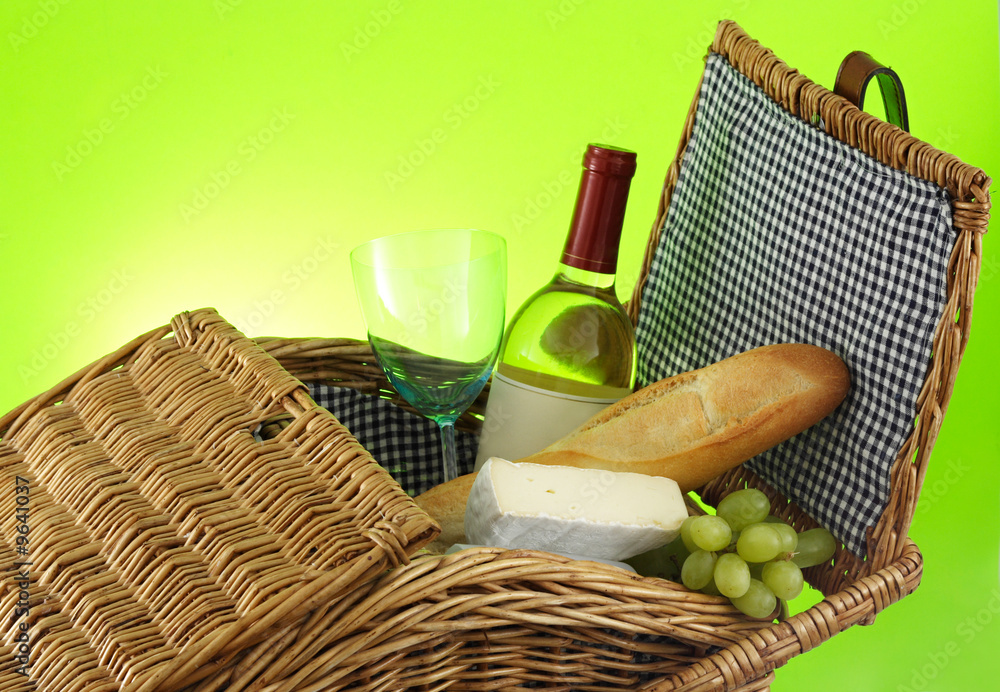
xmin=2 ymin=1 xmax=998 ymax=689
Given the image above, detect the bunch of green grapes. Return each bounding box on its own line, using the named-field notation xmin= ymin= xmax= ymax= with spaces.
xmin=674 ymin=489 xmax=837 ymax=618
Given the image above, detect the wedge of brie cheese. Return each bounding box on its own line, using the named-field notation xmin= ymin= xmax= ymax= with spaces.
xmin=464 ymin=457 xmax=687 ymax=561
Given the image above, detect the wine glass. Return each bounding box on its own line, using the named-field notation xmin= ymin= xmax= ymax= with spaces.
xmin=350 ymin=228 xmax=507 ymax=483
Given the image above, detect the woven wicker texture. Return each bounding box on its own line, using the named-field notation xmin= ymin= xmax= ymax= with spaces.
xmin=255 ymin=336 xmax=487 ymax=436
xmin=186 ymin=546 xmax=788 ymax=692
xmin=0 ymin=308 xmax=438 ymax=692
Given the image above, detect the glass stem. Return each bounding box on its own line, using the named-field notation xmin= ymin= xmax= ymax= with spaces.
xmin=439 ymin=420 xmax=458 ymax=483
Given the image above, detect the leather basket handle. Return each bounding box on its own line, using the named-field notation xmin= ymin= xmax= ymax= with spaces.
xmin=834 ymin=50 xmax=909 ymax=132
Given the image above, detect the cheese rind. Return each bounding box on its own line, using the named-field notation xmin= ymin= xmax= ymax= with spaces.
xmin=464 ymin=457 xmax=687 ymax=561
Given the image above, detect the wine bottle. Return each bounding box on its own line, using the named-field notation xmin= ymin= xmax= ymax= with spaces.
xmin=474 ymin=143 xmax=638 ymax=470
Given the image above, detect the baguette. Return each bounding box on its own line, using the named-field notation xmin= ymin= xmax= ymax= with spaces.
xmin=414 ymin=472 xmax=477 ymax=552
xmin=517 ymin=343 xmax=850 ymax=492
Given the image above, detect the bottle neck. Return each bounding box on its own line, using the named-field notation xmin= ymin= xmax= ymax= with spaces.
xmin=554 ymin=263 xmax=617 ymax=291
xmin=560 ymin=148 xmax=634 ymax=275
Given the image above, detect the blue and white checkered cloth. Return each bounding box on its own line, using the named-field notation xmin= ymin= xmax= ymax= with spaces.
xmin=308 ymin=383 xmax=478 ymax=497
xmin=634 ymin=54 xmax=954 ymax=556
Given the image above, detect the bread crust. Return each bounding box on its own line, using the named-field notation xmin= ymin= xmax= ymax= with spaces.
xmin=414 ymin=472 xmax=477 ymax=552
xmin=517 ymin=343 xmax=850 ymax=492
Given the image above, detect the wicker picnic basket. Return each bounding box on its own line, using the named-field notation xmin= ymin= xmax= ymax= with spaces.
xmin=0 ymin=19 xmax=990 ymax=692
xmin=253 ymin=20 xmax=990 ymax=691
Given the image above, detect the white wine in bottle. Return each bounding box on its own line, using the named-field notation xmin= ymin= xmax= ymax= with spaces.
xmin=475 ymin=144 xmax=637 ymax=469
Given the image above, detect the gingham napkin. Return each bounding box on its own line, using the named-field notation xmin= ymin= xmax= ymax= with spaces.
xmin=308 ymin=383 xmax=478 ymax=497
xmin=634 ymin=53 xmax=954 ymax=556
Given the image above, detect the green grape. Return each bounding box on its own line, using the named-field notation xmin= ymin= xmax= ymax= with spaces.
xmin=716 ymin=489 xmax=770 ymax=531
xmin=713 ymin=552 xmax=751 ymax=599
xmin=680 ymin=516 xmax=700 ymax=553
xmin=731 ymin=578 xmax=778 ymax=619
xmin=681 ymin=550 xmax=717 ymax=591
xmin=626 ymin=536 xmax=690 ymax=580
xmin=748 ymin=560 xmax=765 ymax=580
xmin=762 ymin=560 xmax=804 ymax=600
xmin=769 ymin=521 xmax=799 ymax=554
xmin=791 ymin=527 xmax=838 ymax=568
xmin=690 ymin=515 xmax=733 ymax=552
xmin=701 ymin=574 xmax=721 ymax=596
xmin=736 ymin=523 xmax=783 ymax=563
